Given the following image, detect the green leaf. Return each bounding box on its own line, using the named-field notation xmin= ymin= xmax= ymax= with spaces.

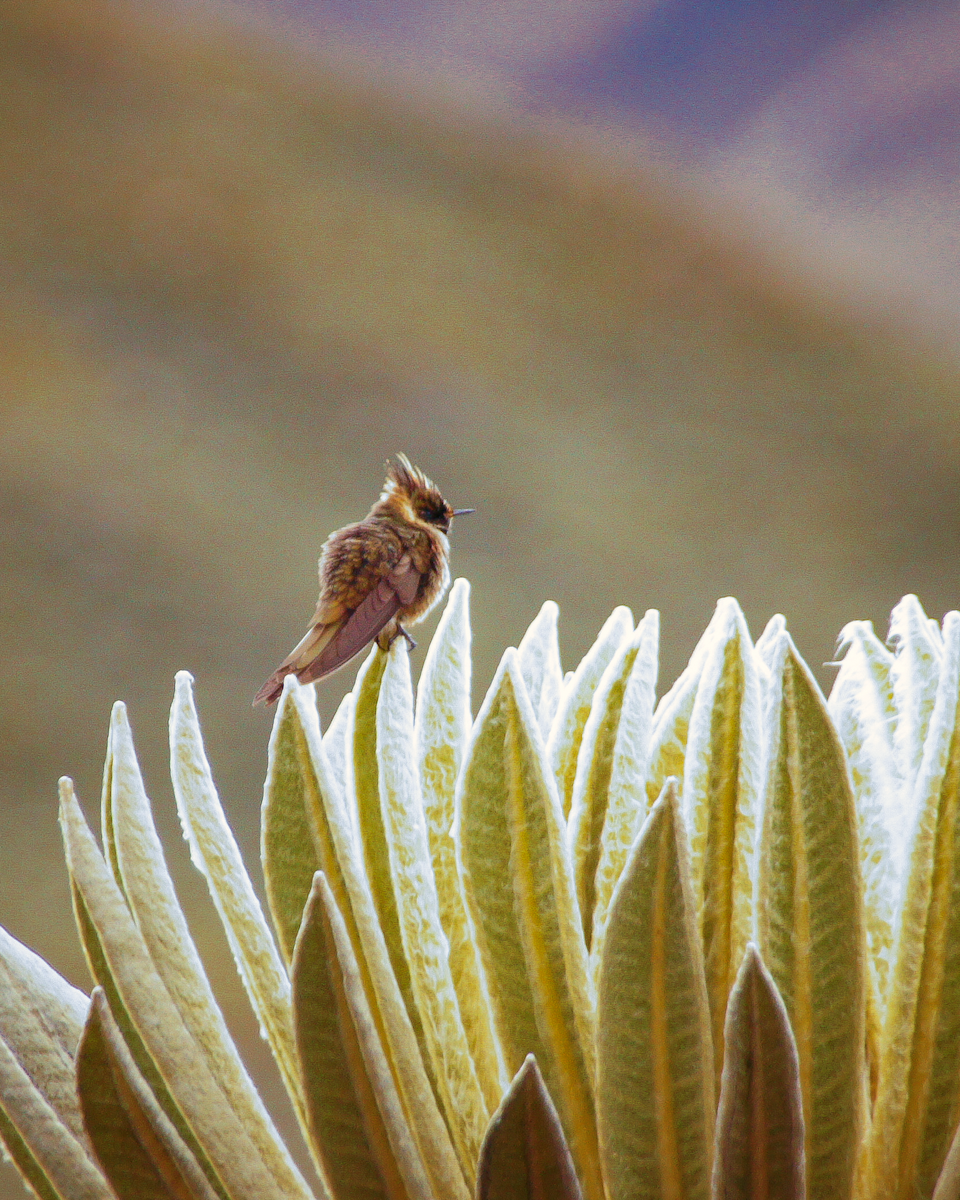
xmin=103 ymin=702 xmax=316 ymax=1200
xmin=587 ymin=611 xmax=659 ymax=979
xmin=682 ymin=599 xmax=763 ymax=1093
xmin=280 ymin=678 xmax=471 ymax=1200
xmin=415 ymin=579 xmax=505 ymax=1111
xmin=60 ymin=779 xmax=299 ymax=1200
xmin=168 ymin=673 xmax=305 ymax=1128
xmin=870 ymin=611 xmax=960 ymax=1199
xmin=568 ymin=610 xmax=659 ymax=951
xmin=0 ymin=1032 xmax=111 ymax=1200
xmin=377 ymin=642 xmax=490 ymax=1185
xmin=262 ymin=680 xmax=324 ymax=963
xmin=889 ymin=595 xmax=942 ymax=803
xmin=754 ymin=615 xmax=786 ymax=662
xmin=828 ymin=620 xmax=900 ymax=1102
xmin=322 ymin=689 xmax=356 ymax=835
xmin=476 ymin=1056 xmax=583 ymax=1200
xmin=353 ymin=648 xmax=425 ymax=1055
xmin=547 ymin=607 xmax=634 ymax=819
xmin=596 ymin=778 xmax=714 ymax=1200
xmin=77 ymin=988 xmax=219 ymax=1200
xmin=828 ymin=622 xmax=899 ymax=1003
xmin=757 ymin=631 xmax=866 ymax=1200
xmin=712 ymin=944 xmax=805 ymax=1200
xmin=0 ymin=924 xmax=89 ymax=1142
xmin=645 ymin=614 xmax=715 ymax=810
xmin=459 ymin=650 xmax=602 ymax=1200
xmin=291 ymin=873 xmax=413 ymax=1200
xmin=517 ymin=601 xmax=565 ymax=736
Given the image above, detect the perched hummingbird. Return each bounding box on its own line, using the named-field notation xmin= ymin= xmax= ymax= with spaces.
xmin=254 ymin=455 xmax=473 ymax=705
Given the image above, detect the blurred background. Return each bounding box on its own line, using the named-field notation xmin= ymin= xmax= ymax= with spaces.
xmin=2 ymin=0 xmax=960 ymax=1190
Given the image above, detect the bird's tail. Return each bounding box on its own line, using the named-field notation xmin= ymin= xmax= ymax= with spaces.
xmin=253 ymin=621 xmax=339 ymax=706
xmin=252 ymin=670 xmax=289 ymax=707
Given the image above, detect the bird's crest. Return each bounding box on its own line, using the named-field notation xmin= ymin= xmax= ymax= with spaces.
xmin=380 ymin=453 xmax=447 ymax=517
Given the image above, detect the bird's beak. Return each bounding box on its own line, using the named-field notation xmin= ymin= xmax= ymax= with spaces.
xmin=452 ymin=508 xmax=475 ymax=517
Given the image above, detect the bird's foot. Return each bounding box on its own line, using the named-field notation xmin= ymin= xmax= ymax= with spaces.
xmin=378 ymin=624 xmax=417 ymax=653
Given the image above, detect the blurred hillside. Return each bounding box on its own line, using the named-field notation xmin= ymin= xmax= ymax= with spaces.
xmin=1 ymin=0 xmax=959 ymax=1191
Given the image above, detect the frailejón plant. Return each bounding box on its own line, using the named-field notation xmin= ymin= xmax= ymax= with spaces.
xmin=2 ymin=583 xmax=960 ymax=1200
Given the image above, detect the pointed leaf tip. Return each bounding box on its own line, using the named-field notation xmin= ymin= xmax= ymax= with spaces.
xmin=105 ymin=685 xmax=313 ymax=1200
xmin=713 ymin=944 xmax=805 ymax=1200
xmin=548 ymin=606 xmax=633 ymax=819
xmin=459 ymin=648 xmax=601 ymax=1199
xmin=169 ymin=676 xmax=307 ymax=1131
xmin=517 ymin=601 xmax=564 ymax=735
xmin=77 ymin=988 xmax=220 ymax=1200
xmin=681 ymin=597 xmax=762 ymax=1094
xmin=596 ymin=777 xmax=714 ymax=1200
xmin=476 ymin=1056 xmax=583 ymax=1200
xmin=570 ymin=611 xmax=659 ymax=951
xmin=291 ymin=874 xmax=410 ymax=1200
xmin=758 ymin=634 xmax=865 ymax=1200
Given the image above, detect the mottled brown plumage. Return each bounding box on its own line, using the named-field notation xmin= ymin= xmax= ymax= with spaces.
xmin=254 ymin=455 xmax=472 ymax=705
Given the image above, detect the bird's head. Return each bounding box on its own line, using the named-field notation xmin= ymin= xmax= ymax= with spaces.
xmin=378 ymin=453 xmax=473 ymax=534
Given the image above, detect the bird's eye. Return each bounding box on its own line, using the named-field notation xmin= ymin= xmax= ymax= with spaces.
xmin=420 ymin=506 xmax=445 ymax=524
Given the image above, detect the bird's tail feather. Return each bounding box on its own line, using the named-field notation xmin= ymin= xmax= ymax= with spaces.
xmin=253 ymin=621 xmax=339 ymax=706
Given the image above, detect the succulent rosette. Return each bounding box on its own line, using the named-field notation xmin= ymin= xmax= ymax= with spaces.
xmin=3 ymin=583 xmax=960 ymax=1200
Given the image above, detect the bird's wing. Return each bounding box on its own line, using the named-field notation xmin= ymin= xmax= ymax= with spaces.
xmin=297 ymin=555 xmax=421 ymax=684
xmin=253 ymin=555 xmax=422 ymax=704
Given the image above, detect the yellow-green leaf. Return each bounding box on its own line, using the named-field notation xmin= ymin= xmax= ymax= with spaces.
xmin=547 ymin=607 xmax=634 ymax=818
xmin=0 ymin=925 xmax=89 ymax=1142
xmin=353 ymin=648 xmax=425 ymax=1054
xmin=587 ymin=611 xmax=659 ymax=978
xmin=103 ymin=702 xmax=316 ymax=1200
xmin=291 ymin=873 xmax=409 ymax=1200
xmin=169 ymin=673 xmax=305 ymax=1125
xmin=754 ymin=615 xmax=786 ymax=660
xmin=476 ymin=1056 xmax=583 ymax=1200
xmin=712 ymin=944 xmax=805 ymax=1200
xmin=828 ymin=621 xmax=899 ymax=1006
xmin=828 ymin=620 xmax=900 ymax=1103
xmin=60 ymin=779 xmax=298 ymax=1200
xmin=596 ymin=778 xmax=715 ymax=1200
xmin=517 ymin=601 xmax=565 ymax=736
xmin=377 ymin=642 xmax=489 ymax=1184
xmin=77 ymin=988 xmax=219 ymax=1200
xmin=458 ymin=650 xmax=602 ymax=1200
xmin=682 ymin=599 xmax=763 ymax=1092
xmin=415 ymin=579 xmax=505 ymax=1111
xmin=322 ymin=689 xmax=355 ymax=836
xmin=870 ymin=611 xmax=960 ymax=1200
xmin=271 ymin=677 xmax=358 ymax=961
xmin=0 ymin=1036 xmax=111 ymax=1200
xmin=281 ymin=679 xmax=471 ymax=1200
xmin=568 ymin=610 xmax=659 ymax=951
xmin=262 ymin=683 xmax=325 ymax=963
xmin=889 ymin=595 xmax=943 ymax=803
xmin=757 ymin=631 xmax=865 ymax=1200
xmin=645 ymin=614 xmax=715 ymax=809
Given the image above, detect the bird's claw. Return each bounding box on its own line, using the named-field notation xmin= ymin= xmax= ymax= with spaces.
xmin=378 ymin=624 xmax=417 ymax=653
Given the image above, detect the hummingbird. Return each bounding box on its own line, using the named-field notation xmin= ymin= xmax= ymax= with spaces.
xmin=254 ymin=455 xmax=473 ymax=705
